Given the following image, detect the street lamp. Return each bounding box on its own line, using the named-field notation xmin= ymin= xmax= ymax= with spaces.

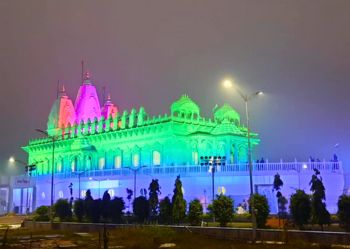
xmin=222 ymin=78 xmax=263 ymax=242
xmin=35 ymin=128 xmax=57 ymax=225
xmin=200 ymin=156 xmax=226 ymax=202
xmin=74 ymin=171 xmax=86 ymax=199
xmin=125 ymin=165 xmax=147 ymax=200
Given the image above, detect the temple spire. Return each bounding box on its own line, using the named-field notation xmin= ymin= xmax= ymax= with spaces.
xmin=83 ymin=71 xmax=92 ymax=85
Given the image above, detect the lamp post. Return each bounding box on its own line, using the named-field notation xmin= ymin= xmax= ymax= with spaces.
xmin=74 ymin=171 xmax=86 ymax=199
xmin=200 ymin=156 xmax=226 ymax=202
xmin=125 ymin=165 xmax=147 ymax=200
xmin=35 ymin=129 xmax=57 ymax=225
xmin=222 ymin=78 xmax=262 ymax=242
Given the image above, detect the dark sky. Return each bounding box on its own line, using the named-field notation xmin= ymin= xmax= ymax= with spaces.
xmin=1 ymin=0 xmax=349 ymax=175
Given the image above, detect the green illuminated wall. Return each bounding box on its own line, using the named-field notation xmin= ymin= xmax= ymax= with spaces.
xmin=23 ymin=94 xmax=259 ymax=175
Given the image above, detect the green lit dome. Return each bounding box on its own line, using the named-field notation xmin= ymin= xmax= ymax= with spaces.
xmin=171 ymin=94 xmax=200 ymax=117
xmin=213 ymin=104 xmax=240 ymax=123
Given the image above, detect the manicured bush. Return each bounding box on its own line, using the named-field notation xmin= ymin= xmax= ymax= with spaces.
xmin=101 ymin=191 xmax=111 ymax=221
xmin=337 ymin=194 xmax=350 ymax=231
xmin=110 ymin=197 xmax=125 ymax=223
xmin=54 ymin=199 xmax=72 ymax=221
xmin=34 ymin=205 xmax=50 ymax=221
xmin=73 ymin=199 xmax=84 ymax=222
xmin=133 ymin=196 xmax=150 ymax=223
xmin=290 ymin=190 xmax=311 ymax=229
xmin=159 ymin=197 xmax=172 ymax=224
xmin=249 ymin=194 xmax=270 ymax=228
xmin=209 ymin=194 xmax=234 ymax=227
xmin=188 ymin=199 xmax=203 ymax=226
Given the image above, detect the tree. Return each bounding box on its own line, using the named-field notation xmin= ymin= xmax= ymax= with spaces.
xmin=209 ymin=194 xmax=233 ymax=227
xmin=172 ymin=175 xmax=186 ymax=224
xmin=34 ymin=206 xmax=50 ymax=221
xmin=133 ymin=196 xmax=149 ymax=223
xmin=337 ymin=194 xmax=350 ymax=231
xmin=159 ymin=197 xmax=172 ymax=224
xmin=101 ymin=191 xmax=111 ymax=221
xmin=54 ymin=199 xmax=72 ymax=221
xmin=289 ymin=190 xmax=311 ymax=229
xmin=249 ymin=194 xmax=270 ymax=228
xmin=84 ymin=189 xmax=94 ymax=222
xmin=91 ymin=199 xmax=102 ymax=223
xmin=110 ymin=197 xmax=125 ymax=223
xmin=309 ymin=169 xmax=330 ymax=230
xmin=272 ymin=173 xmax=288 ymax=221
xmin=73 ymin=199 xmax=85 ymax=222
xmin=188 ymin=199 xmax=203 ymax=226
xmin=148 ymin=179 xmax=161 ymax=218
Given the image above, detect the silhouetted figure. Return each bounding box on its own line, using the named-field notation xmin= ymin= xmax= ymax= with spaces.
xmin=333 ymin=154 xmax=338 ymax=162
xmin=260 ymin=157 xmax=265 ymax=163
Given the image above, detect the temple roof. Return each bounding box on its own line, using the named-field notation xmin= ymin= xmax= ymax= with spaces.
xmin=170 ymin=94 xmax=200 ymax=117
xmin=47 ymin=85 xmax=76 ymax=135
xmin=101 ymin=94 xmax=118 ymax=119
xmin=74 ymin=71 xmax=101 ymax=123
xmin=213 ymin=103 xmax=240 ymax=123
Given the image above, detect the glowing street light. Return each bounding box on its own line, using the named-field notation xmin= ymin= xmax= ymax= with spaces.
xmin=221 ymin=77 xmax=263 ymax=242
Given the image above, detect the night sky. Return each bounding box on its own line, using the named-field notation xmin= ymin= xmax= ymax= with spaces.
xmin=1 ymin=1 xmax=349 ymax=176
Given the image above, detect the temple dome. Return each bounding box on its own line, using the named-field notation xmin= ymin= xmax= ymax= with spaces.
xmin=47 ymin=86 xmax=76 ymax=135
xmin=74 ymin=71 xmax=101 ymax=123
xmin=101 ymin=94 xmax=118 ymax=119
xmin=213 ymin=104 xmax=240 ymax=124
xmin=171 ymin=94 xmax=200 ymax=117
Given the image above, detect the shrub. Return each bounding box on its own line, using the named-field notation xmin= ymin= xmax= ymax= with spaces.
xmin=101 ymin=191 xmax=111 ymax=221
xmin=172 ymin=176 xmax=186 ymax=224
xmin=159 ymin=197 xmax=172 ymax=224
xmin=250 ymin=194 xmax=270 ymax=228
xmin=91 ymin=199 xmax=102 ymax=223
xmin=73 ymin=199 xmax=85 ymax=222
xmin=54 ymin=199 xmax=72 ymax=221
xmin=188 ymin=199 xmax=203 ymax=226
xmin=290 ymin=190 xmax=311 ymax=229
xmin=148 ymin=179 xmax=161 ymax=218
xmin=337 ymin=194 xmax=350 ymax=231
xmin=310 ymin=169 xmax=330 ymax=230
xmin=110 ymin=197 xmax=125 ymax=223
xmin=133 ymin=196 xmax=150 ymax=223
xmin=34 ymin=205 xmax=50 ymax=221
xmin=209 ymin=194 xmax=234 ymax=227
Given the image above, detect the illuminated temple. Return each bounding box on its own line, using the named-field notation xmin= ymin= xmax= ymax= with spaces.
xmin=11 ymin=72 xmax=345 ymax=214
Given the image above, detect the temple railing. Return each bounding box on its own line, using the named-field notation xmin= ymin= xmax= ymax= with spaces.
xmin=32 ymin=161 xmax=343 ymax=180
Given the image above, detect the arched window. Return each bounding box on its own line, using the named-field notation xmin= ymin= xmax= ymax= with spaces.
xmin=85 ymin=156 xmax=92 ymax=171
xmin=192 ymin=151 xmax=199 ymax=165
xmin=152 ymin=151 xmax=161 ymax=166
xmin=114 ymin=155 xmax=122 ymax=169
xmin=99 ymin=157 xmax=105 ymax=170
xmin=133 ymin=154 xmax=140 ymax=167
xmin=71 ymin=157 xmax=77 ymax=172
xmin=56 ymin=159 xmax=63 ymax=173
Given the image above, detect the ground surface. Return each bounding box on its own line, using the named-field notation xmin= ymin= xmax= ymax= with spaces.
xmin=0 ymin=226 xmax=348 ymax=249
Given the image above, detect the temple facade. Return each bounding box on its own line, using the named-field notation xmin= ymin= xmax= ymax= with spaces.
xmin=11 ymin=72 xmax=344 ymax=215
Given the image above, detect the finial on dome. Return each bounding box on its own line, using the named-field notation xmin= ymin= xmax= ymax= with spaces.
xmin=107 ymin=93 xmax=111 ymax=101
xmin=83 ymin=71 xmax=92 ymax=84
xmin=58 ymin=84 xmax=67 ymax=97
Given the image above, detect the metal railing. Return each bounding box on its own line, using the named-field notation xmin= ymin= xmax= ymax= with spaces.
xmin=32 ymin=161 xmax=342 ymax=180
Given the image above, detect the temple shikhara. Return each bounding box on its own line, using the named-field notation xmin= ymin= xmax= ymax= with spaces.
xmin=11 ymin=72 xmax=344 ymax=214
